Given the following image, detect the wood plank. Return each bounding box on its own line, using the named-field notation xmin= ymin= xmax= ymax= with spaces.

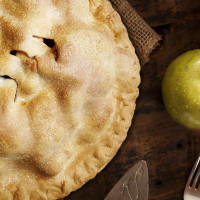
xmin=128 ymin=0 xmax=200 ymax=27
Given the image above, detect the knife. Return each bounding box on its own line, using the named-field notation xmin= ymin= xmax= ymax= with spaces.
xmin=104 ymin=161 xmax=149 ymax=200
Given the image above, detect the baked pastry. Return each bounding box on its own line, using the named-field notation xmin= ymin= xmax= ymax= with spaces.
xmin=0 ymin=0 xmax=140 ymax=199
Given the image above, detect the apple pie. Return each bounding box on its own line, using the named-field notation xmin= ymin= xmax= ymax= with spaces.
xmin=0 ymin=0 xmax=140 ymax=199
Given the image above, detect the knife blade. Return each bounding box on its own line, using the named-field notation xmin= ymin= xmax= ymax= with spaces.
xmin=104 ymin=160 xmax=149 ymax=200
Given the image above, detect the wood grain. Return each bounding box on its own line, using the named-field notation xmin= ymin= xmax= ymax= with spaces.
xmin=66 ymin=0 xmax=200 ymax=199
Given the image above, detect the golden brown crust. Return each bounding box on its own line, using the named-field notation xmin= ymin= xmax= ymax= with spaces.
xmin=0 ymin=0 xmax=140 ymax=199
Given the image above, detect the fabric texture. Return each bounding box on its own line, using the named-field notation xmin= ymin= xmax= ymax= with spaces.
xmin=110 ymin=0 xmax=161 ymax=65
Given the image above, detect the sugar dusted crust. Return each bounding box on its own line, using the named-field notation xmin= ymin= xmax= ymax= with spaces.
xmin=0 ymin=0 xmax=140 ymax=199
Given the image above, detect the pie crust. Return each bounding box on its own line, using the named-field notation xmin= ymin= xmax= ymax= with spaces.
xmin=0 ymin=0 xmax=140 ymax=199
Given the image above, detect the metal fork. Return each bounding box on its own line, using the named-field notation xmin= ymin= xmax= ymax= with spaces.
xmin=184 ymin=155 xmax=200 ymax=200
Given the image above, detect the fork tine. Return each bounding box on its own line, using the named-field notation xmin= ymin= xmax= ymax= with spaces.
xmin=192 ymin=166 xmax=200 ymax=188
xmin=187 ymin=155 xmax=200 ymax=187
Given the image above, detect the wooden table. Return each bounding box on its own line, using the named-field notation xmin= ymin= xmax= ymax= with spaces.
xmin=67 ymin=0 xmax=200 ymax=199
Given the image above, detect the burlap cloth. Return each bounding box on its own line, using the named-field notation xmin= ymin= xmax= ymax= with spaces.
xmin=109 ymin=0 xmax=161 ymax=65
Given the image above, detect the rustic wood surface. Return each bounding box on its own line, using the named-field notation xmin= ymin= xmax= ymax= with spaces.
xmin=66 ymin=0 xmax=200 ymax=199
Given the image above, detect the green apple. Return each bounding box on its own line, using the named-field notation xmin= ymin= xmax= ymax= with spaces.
xmin=162 ymin=49 xmax=200 ymax=131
